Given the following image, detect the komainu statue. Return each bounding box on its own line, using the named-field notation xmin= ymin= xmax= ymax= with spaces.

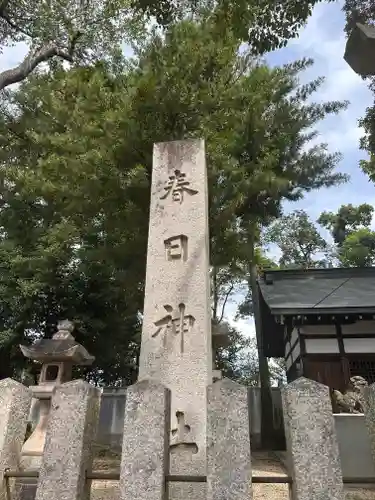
xmin=332 ymin=376 xmax=368 ymax=414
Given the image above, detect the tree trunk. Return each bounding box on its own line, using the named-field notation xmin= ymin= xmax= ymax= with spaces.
xmin=248 ymin=244 xmax=275 ymax=450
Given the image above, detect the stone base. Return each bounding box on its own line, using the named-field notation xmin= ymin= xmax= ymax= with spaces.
xmin=13 ymin=479 xmax=38 ymax=500
xmin=12 ymin=455 xmax=42 ymax=500
xmin=169 ymin=483 xmax=206 ymax=500
xmin=90 ymin=481 xmax=119 ymax=500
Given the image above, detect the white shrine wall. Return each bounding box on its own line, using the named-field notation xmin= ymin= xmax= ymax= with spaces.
xmin=284 ymin=320 xmax=375 ymax=372
xmin=304 ymin=337 xmax=339 ymax=353
xmin=343 ymin=337 xmax=375 ymax=353
xmin=341 ymin=320 xmax=375 ymax=335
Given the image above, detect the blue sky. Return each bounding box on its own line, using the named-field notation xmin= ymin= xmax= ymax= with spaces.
xmin=229 ymin=1 xmax=375 ymax=336
xmin=265 ymin=1 xmax=374 ymax=222
xmin=0 ymin=1 xmax=373 ymax=339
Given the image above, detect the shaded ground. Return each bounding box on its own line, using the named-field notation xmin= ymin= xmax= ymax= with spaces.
xmin=253 ymin=451 xmax=375 ymax=500
xmin=90 ymin=445 xmax=375 ymax=500
xmin=252 ymin=452 xmax=290 ymax=500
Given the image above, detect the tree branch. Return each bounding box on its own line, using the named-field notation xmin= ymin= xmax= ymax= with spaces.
xmin=0 ymin=10 xmax=33 ymax=38
xmin=0 ymin=31 xmax=82 ymax=91
xmin=218 ymin=283 xmax=234 ymax=324
xmin=0 ymin=43 xmax=73 ymax=90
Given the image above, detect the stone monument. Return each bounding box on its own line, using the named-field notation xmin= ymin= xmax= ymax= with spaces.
xmin=138 ymin=140 xmax=212 ymax=499
xmin=0 ymin=138 xmax=354 ymax=500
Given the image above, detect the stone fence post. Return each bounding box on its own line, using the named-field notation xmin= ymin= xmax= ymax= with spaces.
xmin=207 ymin=378 xmax=252 ymax=500
xmin=35 ymin=380 xmax=100 ymax=500
xmin=282 ymin=377 xmax=344 ymax=500
xmin=0 ymin=378 xmax=32 ymax=497
xmin=364 ymin=383 xmax=375 ymax=463
xmin=119 ymin=380 xmax=171 ymax=500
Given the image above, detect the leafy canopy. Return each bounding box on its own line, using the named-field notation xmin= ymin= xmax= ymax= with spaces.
xmin=0 ymin=16 xmax=348 ymax=383
xmin=0 ymin=0 xmax=337 ymax=90
xmin=267 ymin=205 xmax=375 ymax=270
xmin=265 ymin=210 xmax=329 ymax=268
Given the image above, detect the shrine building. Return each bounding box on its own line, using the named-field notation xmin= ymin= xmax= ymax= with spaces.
xmin=257 ymin=267 xmax=375 ymax=392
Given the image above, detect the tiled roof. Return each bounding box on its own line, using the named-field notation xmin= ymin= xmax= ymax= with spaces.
xmin=258 ymin=267 xmax=375 ymax=315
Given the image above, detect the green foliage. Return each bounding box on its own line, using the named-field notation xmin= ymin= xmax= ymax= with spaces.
xmin=319 ymin=204 xmax=375 ymax=267
xmin=318 ymin=203 xmax=374 ymax=245
xmin=0 ymin=0 xmax=147 ymax=89
xmin=214 ymin=322 xmax=258 ymax=384
xmin=340 ymin=228 xmax=375 ymax=266
xmin=343 ymin=1 xmax=375 ymax=180
xmin=211 ymin=0 xmax=335 ymax=54
xmin=0 ymin=16 xmax=348 ymax=383
xmin=0 ymin=65 xmax=148 ymax=384
xmin=267 ymin=204 xmax=375 ymax=270
xmin=265 ymin=209 xmax=329 ymax=268
xmin=215 ymin=321 xmax=286 ymax=386
xmin=0 ymin=0 xmax=338 ymax=90
xmin=343 ymin=0 xmax=375 ymax=34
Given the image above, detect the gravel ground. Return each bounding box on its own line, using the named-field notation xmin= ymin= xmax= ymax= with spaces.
xmin=252 ymin=451 xmax=375 ymax=500
xmin=90 ymin=447 xmax=375 ymax=500
xmin=252 ymin=451 xmax=290 ymax=500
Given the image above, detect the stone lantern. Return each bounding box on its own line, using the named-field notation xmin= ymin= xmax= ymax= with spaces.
xmin=344 ymin=23 xmax=375 ymax=76
xmin=19 ymin=319 xmax=95 ymax=466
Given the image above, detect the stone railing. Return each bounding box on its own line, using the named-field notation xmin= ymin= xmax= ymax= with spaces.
xmin=28 ymin=386 xmax=285 ymax=450
xmin=1 ymin=377 xmax=375 ymax=500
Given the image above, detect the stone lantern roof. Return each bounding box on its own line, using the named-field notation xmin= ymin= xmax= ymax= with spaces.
xmin=20 ymin=319 xmax=95 ymax=366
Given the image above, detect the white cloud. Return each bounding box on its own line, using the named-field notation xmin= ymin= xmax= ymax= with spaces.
xmin=224 ymin=299 xmax=256 ymax=338
xmin=276 ymin=2 xmax=372 ymax=156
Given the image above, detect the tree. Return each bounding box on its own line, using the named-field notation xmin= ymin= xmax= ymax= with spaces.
xmin=213 ymin=319 xmax=286 ymax=386
xmin=339 ymin=228 xmax=375 ymax=266
xmin=220 ymin=53 xmax=347 ymax=445
xmin=265 ymin=209 xmax=330 ymax=268
xmin=0 ymin=0 xmax=137 ymax=90
xmin=0 ymin=64 xmax=149 ymax=384
xmin=0 ymin=14 xmax=348 ymax=392
xmin=0 ymin=0 xmax=337 ymax=91
xmin=318 ymin=203 xmax=373 ymax=245
xmin=318 ymin=204 xmax=375 ymax=267
xmin=343 ymin=0 xmax=375 ymax=34
xmin=208 ymin=0 xmax=335 ymax=54
xmin=265 ymin=205 xmax=375 ymax=269
xmin=342 ymin=1 xmax=375 ymax=182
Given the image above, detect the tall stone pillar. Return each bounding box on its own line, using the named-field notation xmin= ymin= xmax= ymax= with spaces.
xmin=138 ymin=140 xmax=212 ymax=499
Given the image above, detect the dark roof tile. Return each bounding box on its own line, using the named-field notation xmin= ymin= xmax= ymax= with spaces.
xmin=258 ymin=267 xmax=375 ymax=314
